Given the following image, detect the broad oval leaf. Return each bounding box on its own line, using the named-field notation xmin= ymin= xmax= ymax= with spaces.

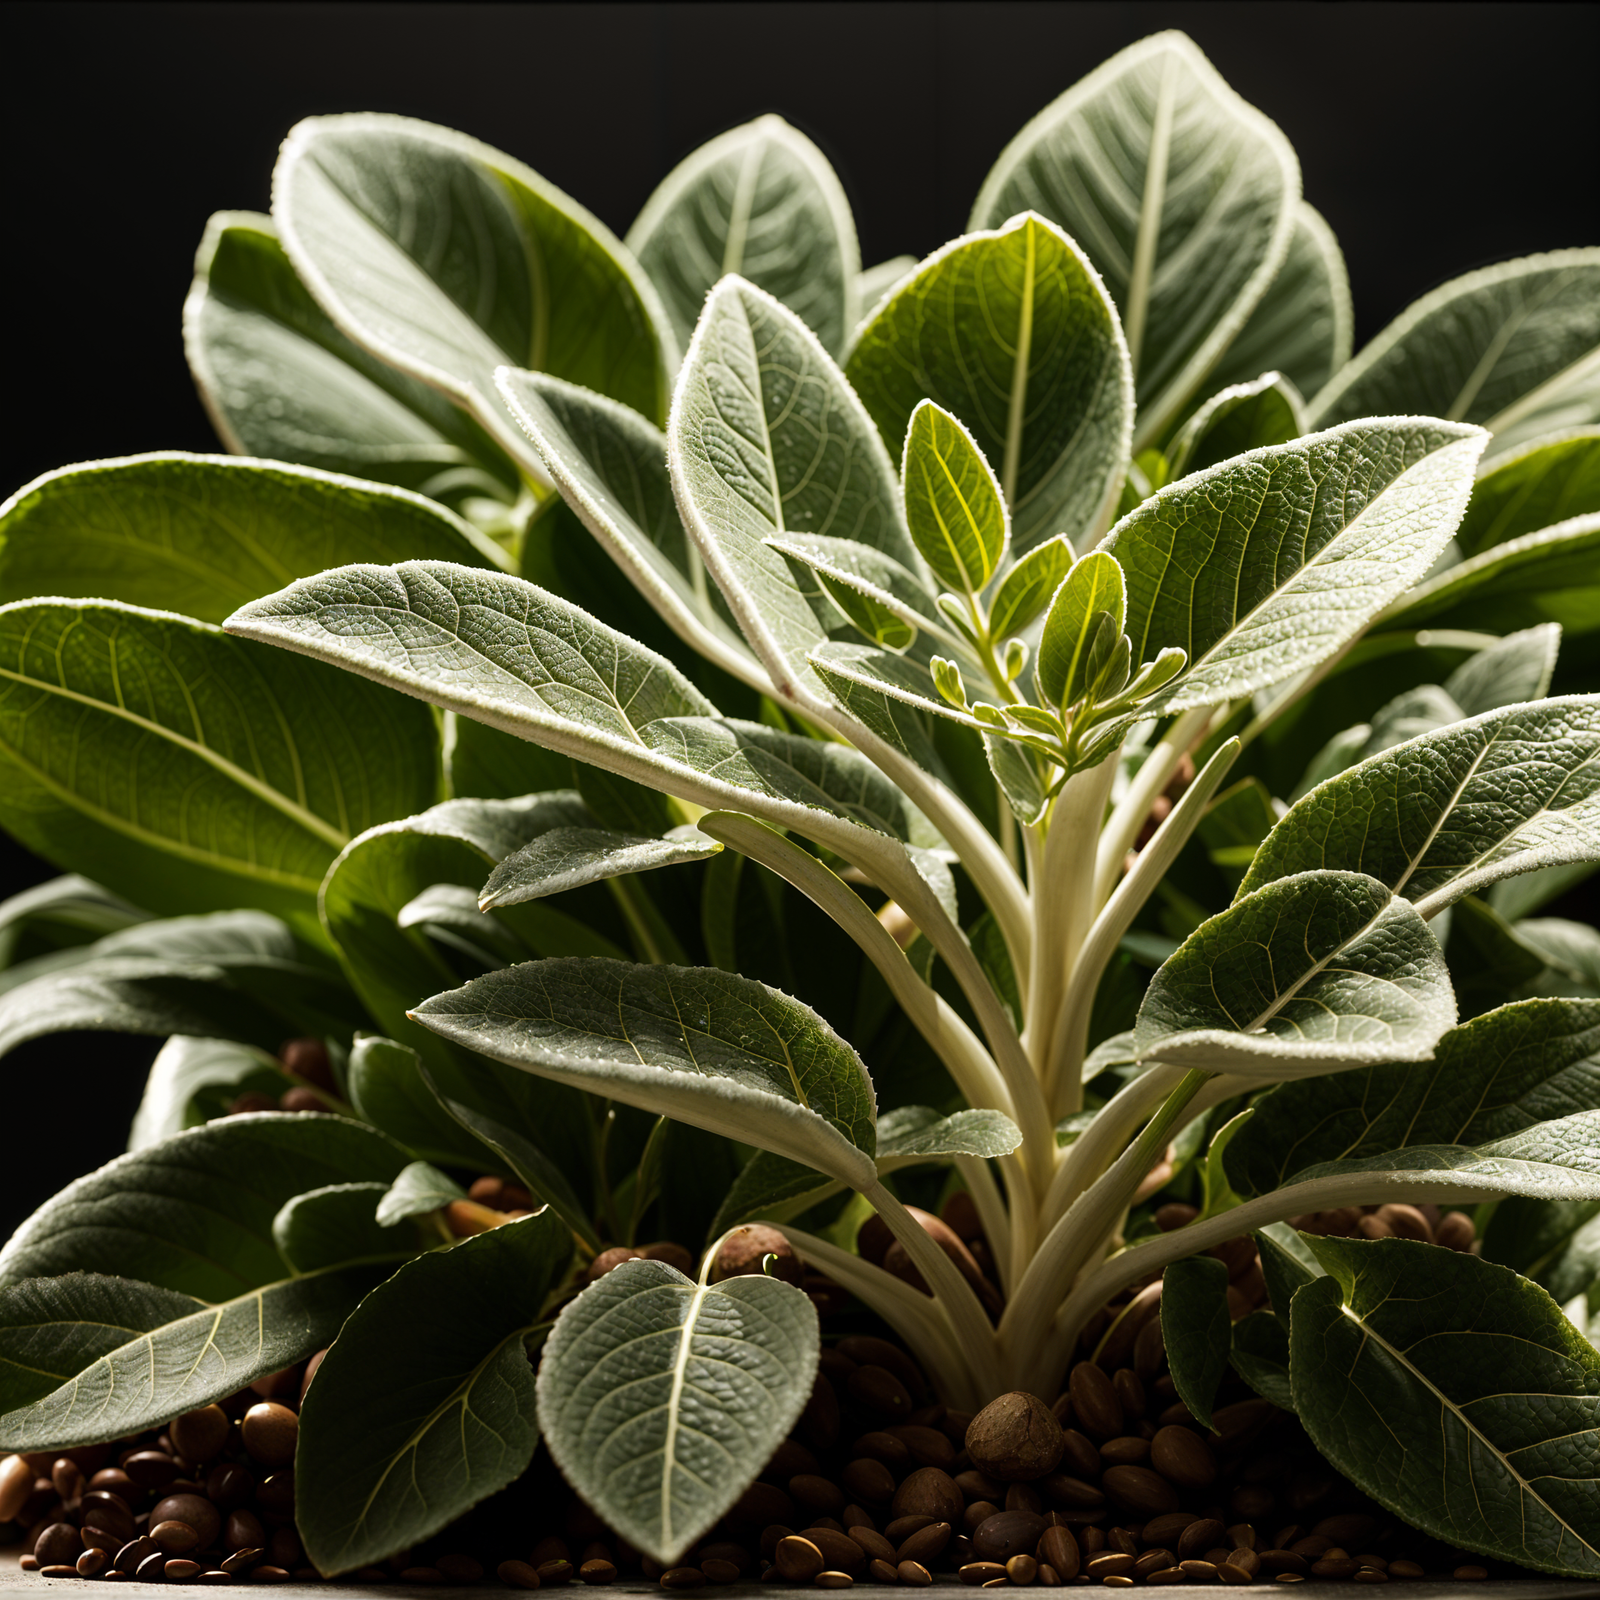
xmin=1194 ymin=202 xmax=1352 ymax=407
xmin=970 ymin=31 xmax=1299 ymax=444
xmin=1226 ymin=999 xmax=1600 ymax=1197
xmin=668 ymin=276 xmax=915 ymax=708
xmin=1380 ymin=511 xmax=1600 ymax=639
xmin=0 ymin=1113 xmax=407 ymax=1298
xmin=1165 ymin=371 xmax=1304 ymax=479
xmin=376 ymin=1160 xmax=466 ymax=1226
xmin=626 ymin=114 xmax=861 ymax=359
xmin=296 ymin=1210 xmax=571 ymax=1575
xmin=0 ymin=453 xmax=506 ymax=622
xmin=480 ymin=824 xmax=718 ymax=910
xmin=1239 ymin=697 xmax=1600 ymax=915
xmin=845 ymin=213 xmax=1130 ymax=553
xmin=536 ymin=1256 xmax=819 ymax=1564
xmin=347 ymin=1035 xmax=496 ymax=1170
xmin=1457 ymin=428 xmax=1600 ymax=558
xmin=273 ymin=1182 xmax=400 ymax=1273
xmin=1134 ymin=870 xmax=1454 ymax=1076
xmin=272 ymin=113 xmax=676 ymax=477
xmin=1037 ymin=550 xmax=1126 ymax=709
xmin=0 ymin=1266 xmax=383 ymax=1452
xmin=1308 ymin=248 xmax=1600 ymax=461
xmin=129 ymin=1035 xmax=284 ymax=1150
xmin=1442 ymin=622 xmax=1560 ymax=719
xmin=1160 ymin=1254 xmax=1231 ymax=1429
xmin=1103 ymin=419 xmax=1486 ymax=711
xmin=413 ymin=957 xmax=878 ymax=1187
xmin=1292 ymin=1237 xmax=1600 ymax=1577
xmin=494 ymin=369 xmax=758 ymax=681
xmin=225 ymin=562 xmax=940 ymax=857
xmin=902 ymin=401 xmax=1010 ymax=594
xmin=183 ymin=211 xmax=521 ymax=514
xmin=876 ymin=1104 xmax=1023 ymax=1163
xmin=0 ymin=598 xmax=439 ymax=945
xmin=988 ymin=536 xmax=1074 ymax=641
xmin=763 ymin=534 xmax=942 ymax=649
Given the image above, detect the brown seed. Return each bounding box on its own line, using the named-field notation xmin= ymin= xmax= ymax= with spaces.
xmin=17 ymin=1557 xmax=37 ymax=1574
xmin=1388 ymin=1559 xmax=1425 ymax=1578
xmin=39 ymin=1566 xmax=80 ymax=1579
xmin=1001 ymin=1553 xmax=1035 ymax=1585
xmin=1005 ymin=1482 xmax=1043 ymax=1516
xmin=1217 ymin=1562 xmax=1255 ymax=1586
xmin=799 ymin=1374 xmax=842 ymax=1453
xmin=117 ymin=1540 xmax=159 ymax=1573
xmin=1100 ymin=1465 xmax=1178 ymax=1519
xmin=1289 ymin=1537 xmax=1329 ymax=1560
xmin=168 ymin=1406 xmax=231 ymax=1465
xmin=836 ymin=1458 xmax=893 ymax=1506
xmin=1311 ymin=1515 xmax=1376 ymax=1545
xmin=536 ymin=1560 xmax=575 ymax=1585
xmin=1106 ymin=1530 xmax=1138 ymax=1559
xmin=166 ymin=1559 xmax=203 ymax=1581
xmin=891 ymin=1467 xmax=963 ymax=1523
xmin=813 ymin=1575 xmax=852 ymax=1590
xmin=34 ymin=1523 xmax=84 ymax=1568
xmin=790 ymin=1475 xmax=846 ymax=1516
xmin=1311 ymin=1558 xmax=1362 ymax=1579
xmin=847 ymin=1527 xmax=895 ymax=1564
xmin=697 ymin=1560 xmax=737 ymax=1585
xmin=1149 ymin=1425 xmax=1217 ymax=1488
xmin=838 ymin=1336 xmax=928 ymax=1402
xmin=1141 ymin=1514 xmax=1197 ymax=1548
xmin=1256 ymin=1551 xmax=1308 ymax=1575
xmin=1435 ymin=1212 xmax=1476 ymax=1251
xmin=850 ymin=1364 xmax=913 ymax=1419
xmin=801 ymin=1529 xmax=865 ymax=1576
xmin=660 ymin=1570 xmax=705 ymax=1591
xmin=884 ymin=1517 xmax=933 ymax=1544
xmin=225 ymin=1511 xmax=266 ymax=1552
xmin=1057 ymin=1428 xmax=1102 ymax=1480
xmin=1036 ymin=1526 xmax=1079 ymax=1582
xmin=77 ymin=1549 xmax=110 ymax=1577
xmin=1178 ymin=1521 xmax=1228 ymax=1561
xmin=713 ymin=1225 xmax=803 ymax=1285
xmin=973 ymin=1509 xmax=1046 ymax=1563
xmin=151 ymin=1521 xmax=201 ymax=1555
xmin=1180 ymin=1560 xmax=1219 ymax=1579
xmin=257 ymin=1470 xmax=295 ymax=1515
xmin=498 ymin=1560 xmax=541 ymax=1588
xmin=897 ymin=1560 xmax=932 ymax=1586
xmin=639 ymin=1240 xmax=695 ymax=1275
xmin=1232 ymin=1549 xmax=1262 ymax=1576
xmin=1374 ymin=1203 xmax=1433 ymax=1241
xmin=150 ymin=1495 xmax=221 ymax=1551
xmin=203 ymin=1461 xmax=254 ymax=1511
xmin=1134 ymin=1550 xmax=1175 ymax=1577
xmin=241 ymin=1401 xmax=298 ymax=1467
xmin=886 ymin=1424 xmax=956 ymax=1470
xmin=50 ymin=1456 xmax=83 ymax=1501
xmin=864 ymin=1558 xmax=896 ymax=1584
xmin=0 ymin=1453 xmax=35 ymax=1522
xmin=853 ymin=1432 xmax=912 ymax=1472
xmin=963 ymin=1501 xmax=999 ymax=1535
xmin=269 ymin=1528 xmax=302 ymax=1570
xmin=136 ymin=1552 xmax=170 ymax=1581
xmin=1355 ymin=1571 xmax=1390 ymax=1585
xmin=774 ymin=1538 xmax=825 ymax=1583
xmin=958 ymin=1562 xmax=1005 ymax=1586
xmin=1066 ymin=1363 xmax=1123 ymax=1442
xmin=1097 ymin=1436 xmax=1149 ymax=1466
xmin=895 ymin=1522 xmax=951 ymax=1567
xmin=1085 ymin=1552 xmax=1134 ymax=1578
xmin=82 ymin=1489 xmax=137 ymax=1541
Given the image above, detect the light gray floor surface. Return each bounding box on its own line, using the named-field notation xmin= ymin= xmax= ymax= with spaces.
xmin=5 ymin=1554 xmax=1600 ymax=1599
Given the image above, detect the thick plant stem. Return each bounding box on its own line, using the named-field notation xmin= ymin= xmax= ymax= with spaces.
xmin=956 ymin=1154 xmax=1015 ymax=1294
xmin=1094 ymin=706 xmax=1214 ymax=908
xmin=1001 ymin=1069 xmax=1207 ymax=1385
xmin=1025 ymin=759 xmax=1119 ymax=1112
xmin=1045 ymin=740 xmax=1240 ymax=1112
xmin=697 ymin=813 xmax=1019 ymax=1120
xmin=864 ymin=1179 xmax=1003 ymax=1399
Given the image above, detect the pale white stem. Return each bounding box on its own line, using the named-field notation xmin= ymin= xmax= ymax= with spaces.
xmin=1026 ymin=759 xmax=1120 ymax=1113
xmin=697 ymin=813 xmax=1017 ymax=1121
xmin=1094 ymin=706 xmax=1214 ymax=908
xmin=775 ymin=1224 xmax=979 ymax=1410
xmin=955 ymin=1154 xmax=1015 ymax=1295
xmin=1045 ymin=740 xmax=1241 ymax=1113
xmin=865 ymin=1179 xmax=1003 ymax=1399
xmin=1043 ymin=1169 xmax=1519 ymax=1380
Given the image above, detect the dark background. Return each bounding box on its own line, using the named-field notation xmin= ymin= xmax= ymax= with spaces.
xmin=1 ymin=0 xmax=1597 ymax=1230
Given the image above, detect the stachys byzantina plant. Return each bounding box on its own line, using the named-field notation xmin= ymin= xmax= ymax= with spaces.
xmin=4 ymin=28 xmax=1600 ymax=1580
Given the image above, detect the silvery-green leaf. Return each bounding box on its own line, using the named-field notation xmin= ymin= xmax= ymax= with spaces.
xmin=1458 ymin=428 xmax=1600 ymax=557
xmin=1104 ymin=420 xmax=1486 ymax=712
xmin=347 ymin=1035 xmax=504 ymax=1170
xmin=129 ymin=1035 xmax=284 ymax=1150
xmin=1036 ymin=551 xmax=1126 ymax=709
xmin=1256 ymin=1223 xmax=1325 ymax=1312
xmin=273 ymin=113 xmax=675 ymax=481
xmin=481 ymin=824 xmax=718 ymax=910
xmin=376 ymin=1160 xmax=466 ymax=1226
xmin=1360 ymin=683 xmax=1465 ymax=756
xmin=1517 ymin=919 xmax=1600 ymax=996
xmin=625 ymin=114 xmax=860 ymax=359
xmin=1225 ymin=998 xmax=1600 ymax=1197
xmin=1381 ymin=512 xmax=1600 ymax=639
xmin=988 ymin=536 xmax=1074 ymax=640
xmin=1442 ymin=621 xmax=1560 ymax=716
xmin=536 ymin=1256 xmax=819 ymax=1564
xmin=296 ymin=1211 xmax=571 ymax=1574
xmin=1196 ymin=202 xmax=1352 ymax=405
xmin=227 ymin=563 xmax=937 ymax=857
xmin=765 ymin=534 xmax=941 ymax=642
xmin=1292 ymin=1236 xmax=1600 ymax=1577
xmin=858 ymin=256 xmax=917 ymax=316
xmin=413 ymin=957 xmax=878 ymax=1188
xmin=809 ymin=640 xmax=983 ymax=734
xmin=901 ymin=401 xmax=1010 ymax=594
xmin=273 ymin=1182 xmax=400 ymax=1273
xmin=183 ymin=212 xmax=520 ymax=513
xmin=0 ymin=454 xmax=507 ymax=622
xmin=970 ymin=32 xmax=1299 ymax=445
xmin=0 ymin=599 xmax=439 ymax=946
xmin=1133 ymin=870 xmax=1454 ymax=1076
xmin=1239 ymin=697 xmax=1600 ymax=915
xmin=876 ymin=1105 xmax=1023 ymax=1162
xmin=708 ymin=1151 xmax=838 ymax=1239
xmin=986 ymin=733 xmax=1052 ymax=826
xmin=0 ymin=1266 xmax=384 ymax=1452
xmin=493 ymin=370 xmax=758 ymax=680
xmin=1289 ymin=722 xmax=1371 ymax=804
xmin=1308 ymin=249 xmax=1600 ymax=462
xmin=0 ymin=1113 xmax=407 ymax=1297
xmin=397 ymin=883 xmax=527 ymax=967
xmin=1166 ymin=372 xmax=1304 ymax=479
xmin=1159 ymin=1254 xmax=1230 ymax=1428
xmin=845 ymin=213 xmax=1130 ymax=553
xmin=668 ymin=277 xmax=914 ymax=708
xmin=0 ymin=875 xmax=149 ymax=972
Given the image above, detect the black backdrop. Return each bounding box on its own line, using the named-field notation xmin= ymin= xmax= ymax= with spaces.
xmin=1 ymin=0 xmax=1597 ymax=1230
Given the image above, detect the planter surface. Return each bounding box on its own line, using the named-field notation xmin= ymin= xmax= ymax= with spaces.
xmin=6 ymin=1556 xmax=1600 ymax=1600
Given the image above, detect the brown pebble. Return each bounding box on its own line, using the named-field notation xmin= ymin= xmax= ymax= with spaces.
xmin=813 ymin=1576 xmax=852 ymax=1590
xmin=168 ymin=1406 xmax=231 ymax=1464
xmin=1435 ymin=1212 xmax=1475 ymax=1250
xmin=35 ymin=1525 xmax=84 ymax=1568
xmin=966 ymin=1392 xmax=1066 ymax=1482
xmin=713 ymin=1225 xmax=803 ymax=1286
xmin=240 ymin=1402 xmax=298 ymax=1468
xmin=498 ymin=1560 xmax=541 ymax=1589
xmin=891 ymin=1467 xmax=963 ymax=1523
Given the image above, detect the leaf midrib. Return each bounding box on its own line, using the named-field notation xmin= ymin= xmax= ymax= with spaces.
xmin=1122 ymin=47 xmax=1178 ymax=377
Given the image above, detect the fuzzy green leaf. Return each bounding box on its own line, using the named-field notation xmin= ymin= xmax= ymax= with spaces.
xmin=481 ymin=824 xmax=718 ymax=910
xmin=902 ymin=402 xmax=1010 ymax=594
xmin=1457 ymin=429 xmax=1600 ymax=557
xmin=376 ymin=1161 xmax=466 ymax=1226
xmin=129 ymin=1035 xmax=284 ymax=1150
xmin=1159 ymin=1254 xmax=1231 ymax=1428
xmin=988 ymin=537 xmax=1074 ymax=641
xmin=1036 ymin=551 xmax=1126 ymax=709
xmin=1166 ymin=371 xmax=1304 ymax=479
